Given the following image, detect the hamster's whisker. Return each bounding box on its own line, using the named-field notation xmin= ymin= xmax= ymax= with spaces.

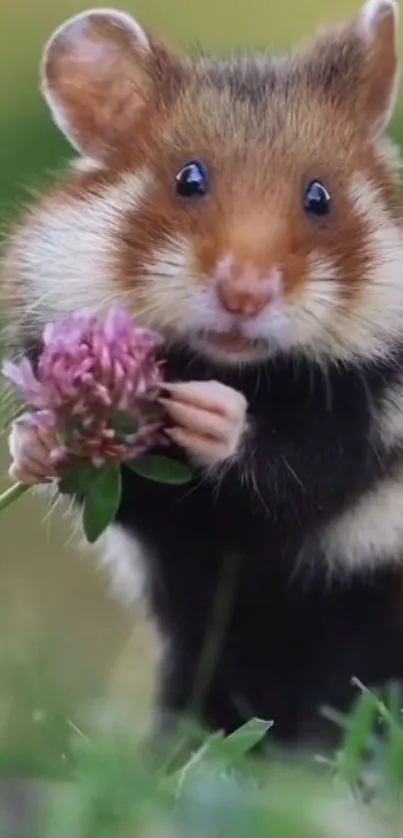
xmin=312 ymin=294 xmax=397 ymax=334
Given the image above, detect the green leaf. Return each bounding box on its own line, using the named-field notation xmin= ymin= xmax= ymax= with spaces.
xmin=384 ymin=684 xmax=403 ymax=793
xmin=337 ymin=689 xmax=380 ymax=785
xmin=167 ymin=721 xmax=272 ymax=795
xmin=82 ymin=464 xmax=122 ymax=544
xmin=58 ymin=464 xmax=100 ymax=496
xmin=213 ymin=719 xmax=272 ymax=766
xmin=127 ymin=454 xmax=193 ymax=485
xmin=109 ymin=409 xmax=139 ymax=437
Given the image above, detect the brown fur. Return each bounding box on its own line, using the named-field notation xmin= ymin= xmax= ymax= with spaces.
xmin=1 ymin=1 xmax=402 ymax=362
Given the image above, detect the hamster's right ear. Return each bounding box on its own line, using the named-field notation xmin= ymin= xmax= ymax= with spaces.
xmin=41 ymin=8 xmax=184 ymax=159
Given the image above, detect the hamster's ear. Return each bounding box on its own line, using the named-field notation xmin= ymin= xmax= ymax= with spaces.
xmin=42 ymin=8 xmax=182 ymax=158
xmin=308 ymin=0 xmax=399 ymax=136
xmin=354 ymin=0 xmax=399 ymax=134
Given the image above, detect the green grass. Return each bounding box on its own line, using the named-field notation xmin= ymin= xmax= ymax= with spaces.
xmin=1 ymin=678 xmax=403 ymax=837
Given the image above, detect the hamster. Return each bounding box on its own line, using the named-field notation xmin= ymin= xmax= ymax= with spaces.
xmin=3 ymin=0 xmax=403 ymax=754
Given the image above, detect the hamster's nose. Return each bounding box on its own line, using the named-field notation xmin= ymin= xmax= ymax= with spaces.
xmin=216 ymin=268 xmax=280 ymax=317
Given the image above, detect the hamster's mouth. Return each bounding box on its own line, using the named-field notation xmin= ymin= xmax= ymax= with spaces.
xmin=204 ymin=330 xmax=265 ymax=352
xmin=190 ymin=329 xmax=270 ymax=362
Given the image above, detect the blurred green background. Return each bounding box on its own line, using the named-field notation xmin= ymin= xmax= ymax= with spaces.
xmin=0 ymin=0 xmax=402 ymax=750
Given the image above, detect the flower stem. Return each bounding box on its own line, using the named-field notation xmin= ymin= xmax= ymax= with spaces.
xmin=0 ymin=482 xmax=30 ymax=512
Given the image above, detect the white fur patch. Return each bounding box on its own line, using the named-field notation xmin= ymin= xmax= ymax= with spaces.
xmin=71 ymin=156 xmax=105 ymax=173
xmin=18 ymin=169 xmax=153 ymax=323
xmin=279 ymin=255 xmax=341 ymax=357
xmin=293 ymin=174 xmax=403 ymax=364
xmin=140 ymin=236 xmax=196 ymax=332
xmin=319 ymin=468 xmax=403 ymax=571
xmin=95 ymin=524 xmax=147 ymax=603
xmin=342 ymin=175 xmax=403 ymax=359
xmin=375 ymin=375 xmax=403 ymax=448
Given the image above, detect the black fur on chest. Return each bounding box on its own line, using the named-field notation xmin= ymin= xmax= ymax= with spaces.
xmin=114 ymin=347 xmax=403 ymax=751
xmin=118 ymin=348 xmax=399 ymax=553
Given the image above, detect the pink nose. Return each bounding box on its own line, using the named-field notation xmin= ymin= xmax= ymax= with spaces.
xmin=217 ymin=274 xmax=272 ymax=316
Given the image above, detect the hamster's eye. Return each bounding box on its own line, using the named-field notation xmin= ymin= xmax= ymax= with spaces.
xmin=175 ymin=161 xmax=209 ymax=199
xmin=303 ymin=180 xmax=331 ymax=217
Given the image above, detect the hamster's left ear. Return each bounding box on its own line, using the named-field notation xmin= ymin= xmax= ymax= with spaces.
xmin=41 ymin=8 xmax=185 ymax=159
xmin=309 ymin=0 xmax=400 ymax=136
xmin=355 ymin=0 xmax=400 ymax=134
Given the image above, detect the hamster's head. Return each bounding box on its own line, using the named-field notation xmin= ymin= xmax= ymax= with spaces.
xmin=3 ymin=0 xmax=403 ymax=366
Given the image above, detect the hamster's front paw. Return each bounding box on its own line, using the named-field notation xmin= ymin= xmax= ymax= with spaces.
xmin=8 ymin=420 xmax=57 ymax=484
xmin=160 ymin=380 xmax=248 ymax=467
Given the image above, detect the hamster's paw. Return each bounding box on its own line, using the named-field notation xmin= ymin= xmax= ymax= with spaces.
xmin=8 ymin=420 xmax=57 ymax=484
xmin=160 ymin=380 xmax=248 ymax=467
